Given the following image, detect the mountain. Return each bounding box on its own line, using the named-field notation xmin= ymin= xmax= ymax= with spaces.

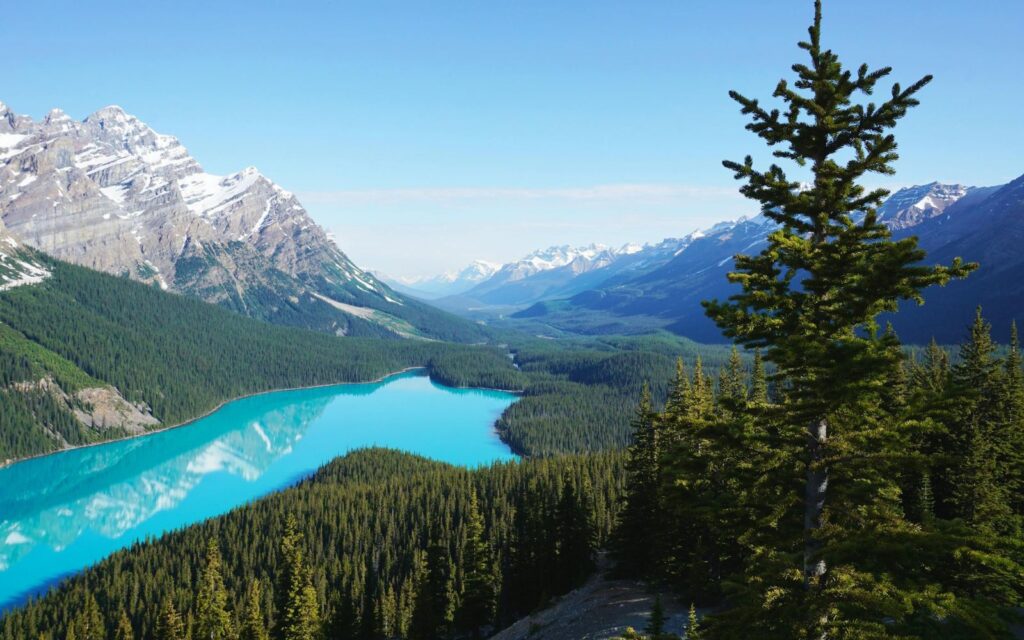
xmin=0 ymin=101 xmax=484 ymax=342
xmin=433 ymin=241 xmax=690 ymax=314
xmin=375 ymin=259 xmax=501 ymax=299
xmin=512 ymin=179 xmax=1024 ymax=343
xmin=876 ymin=181 xmax=974 ymax=229
xmin=0 ymin=220 xmax=49 ymax=292
xmin=888 ymin=174 xmax=1024 ymax=342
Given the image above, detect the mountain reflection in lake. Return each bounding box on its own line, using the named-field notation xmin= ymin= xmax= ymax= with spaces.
xmin=0 ymin=371 xmax=516 ymax=609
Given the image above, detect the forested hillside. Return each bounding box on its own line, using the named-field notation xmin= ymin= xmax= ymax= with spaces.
xmin=0 ymin=255 xmax=714 ymax=461
xmin=0 ymin=448 xmax=625 ymax=640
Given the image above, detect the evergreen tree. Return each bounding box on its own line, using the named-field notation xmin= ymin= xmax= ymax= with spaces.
xmin=665 ymin=358 xmax=692 ymax=415
xmin=702 ymin=1 xmax=976 ymax=636
xmin=646 ymin=595 xmax=666 ymax=637
xmin=71 ymin=593 xmax=104 ymax=640
xmin=325 ymin=587 xmax=358 ymax=640
xmin=685 ymin=603 xmax=701 ymax=640
xmin=717 ymin=347 xmax=746 ymax=408
xmin=113 ymin=611 xmax=134 ymax=640
xmin=555 ymin=472 xmax=597 ymax=591
xmin=239 ymin=580 xmax=269 ymax=640
xmin=155 ymin=598 xmax=186 ymax=640
xmin=749 ymin=350 xmax=768 ymax=405
xmin=376 ymin=586 xmax=398 ymax=639
xmin=688 ymin=357 xmax=714 ymax=420
xmin=275 ymin=517 xmax=320 ymax=640
xmin=455 ymin=490 xmax=497 ymax=638
xmin=1005 ymin=321 xmax=1024 ymax=516
xmin=613 ymin=384 xmax=661 ymax=575
xmin=408 ymin=542 xmax=455 ymax=640
xmin=950 ymin=309 xmax=1014 ymax=533
xmin=195 ymin=539 xmax=235 ymax=640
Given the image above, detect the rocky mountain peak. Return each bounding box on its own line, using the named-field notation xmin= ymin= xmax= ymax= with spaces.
xmin=877 ymin=181 xmax=972 ymax=230
xmin=0 ymin=101 xmax=405 ymax=333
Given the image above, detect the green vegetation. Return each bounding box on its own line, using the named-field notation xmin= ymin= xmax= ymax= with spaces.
xmin=614 ymin=4 xmax=1023 ymax=637
xmin=1 ymin=258 xmax=738 ymax=461
xmin=0 ymin=448 xmax=623 ymax=640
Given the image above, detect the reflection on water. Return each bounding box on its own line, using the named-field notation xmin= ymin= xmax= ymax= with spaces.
xmin=0 ymin=371 xmax=516 ymax=608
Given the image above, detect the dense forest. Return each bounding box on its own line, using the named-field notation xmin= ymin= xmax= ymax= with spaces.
xmin=0 ymin=448 xmax=624 ymax=640
xmin=0 ymin=258 xmax=719 ymax=461
xmin=615 ymin=315 xmax=1024 ymax=638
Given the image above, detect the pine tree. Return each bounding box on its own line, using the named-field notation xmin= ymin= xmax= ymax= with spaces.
xmin=717 ymin=347 xmax=747 ymax=409
xmin=275 ymin=517 xmax=320 ymax=640
xmin=950 ymin=309 xmax=1013 ymax=533
xmin=555 ymin=472 xmax=597 ymax=591
xmin=155 ymin=598 xmax=185 ymax=640
xmin=239 ymin=580 xmax=269 ymax=640
xmin=688 ymin=357 xmax=714 ymax=420
xmin=685 ymin=603 xmax=701 ymax=640
xmin=408 ymin=542 xmax=455 ymax=640
xmin=665 ymin=358 xmax=692 ymax=415
xmin=613 ymin=384 xmax=661 ymax=575
xmin=701 ymin=0 xmax=974 ymax=636
xmin=750 ymin=350 xmax=768 ymax=405
xmin=195 ymin=539 xmax=235 ymax=640
xmin=455 ymin=490 xmax=497 ymax=638
xmin=113 ymin=611 xmax=134 ymax=640
xmin=646 ymin=595 xmax=666 ymax=637
xmin=1005 ymin=321 xmax=1024 ymax=516
xmin=325 ymin=586 xmax=358 ymax=640
xmin=376 ymin=586 xmax=398 ymax=639
xmin=71 ymin=593 xmax=104 ymax=640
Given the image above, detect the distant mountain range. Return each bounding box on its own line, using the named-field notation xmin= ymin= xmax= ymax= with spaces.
xmin=413 ymin=179 xmax=1023 ymax=343
xmin=0 ymin=101 xmax=485 ymax=342
xmin=375 ymin=260 xmax=501 ymax=299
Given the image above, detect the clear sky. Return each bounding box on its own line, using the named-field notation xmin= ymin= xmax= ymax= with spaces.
xmin=2 ymin=1 xmax=1021 ymax=278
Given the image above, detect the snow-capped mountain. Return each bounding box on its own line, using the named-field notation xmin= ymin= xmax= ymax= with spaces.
xmin=379 ymin=259 xmax=502 ymax=299
xmin=432 ymin=240 xmax=691 ymax=311
xmin=511 ymin=178 xmax=1024 ymax=343
xmin=0 ymin=101 xmax=482 ymax=340
xmin=876 ymin=182 xmax=973 ymax=230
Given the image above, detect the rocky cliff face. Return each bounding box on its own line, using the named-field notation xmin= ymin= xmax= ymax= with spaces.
xmin=0 ymin=218 xmax=49 ymax=292
xmin=0 ymin=101 xmax=475 ymax=339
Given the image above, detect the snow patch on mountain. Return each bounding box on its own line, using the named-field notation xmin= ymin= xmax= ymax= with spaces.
xmin=0 ymin=228 xmax=50 ymax=291
xmin=877 ymin=182 xmax=972 ymax=230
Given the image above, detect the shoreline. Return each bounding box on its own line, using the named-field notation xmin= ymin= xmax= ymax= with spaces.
xmin=1 ymin=366 xmax=442 ymax=469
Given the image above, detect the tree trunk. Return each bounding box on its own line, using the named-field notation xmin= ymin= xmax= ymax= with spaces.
xmin=803 ymin=417 xmax=828 ymax=589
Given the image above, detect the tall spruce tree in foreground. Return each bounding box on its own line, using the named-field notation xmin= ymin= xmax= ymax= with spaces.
xmin=703 ymin=1 xmax=977 ymax=636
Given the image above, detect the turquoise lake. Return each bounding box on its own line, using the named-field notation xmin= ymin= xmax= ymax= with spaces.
xmin=0 ymin=370 xmax=517 ymax=609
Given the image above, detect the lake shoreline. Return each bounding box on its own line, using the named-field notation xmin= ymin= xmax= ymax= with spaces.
xmin=1 ymin=366 xmax=430 ymax=469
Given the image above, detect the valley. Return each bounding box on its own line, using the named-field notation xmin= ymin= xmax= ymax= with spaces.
xmin=406 ymin=179 xmax=1024 ymax=344
xmin=1 ymin=2 xmax=1022 ymax=638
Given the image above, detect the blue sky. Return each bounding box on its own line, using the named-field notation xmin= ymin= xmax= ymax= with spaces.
xmin=3 ymin=1 xmax=1021 ymax=277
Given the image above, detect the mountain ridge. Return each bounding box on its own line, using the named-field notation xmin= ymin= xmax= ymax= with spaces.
xmin=500 ymin=179 xmax=1020 ymax=343
xmin=0 ymin=101 xmax=485 ymax=342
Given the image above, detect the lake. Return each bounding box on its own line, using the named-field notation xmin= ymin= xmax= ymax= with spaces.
xmin=0 ymin=370 xmax=517 ymax=609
